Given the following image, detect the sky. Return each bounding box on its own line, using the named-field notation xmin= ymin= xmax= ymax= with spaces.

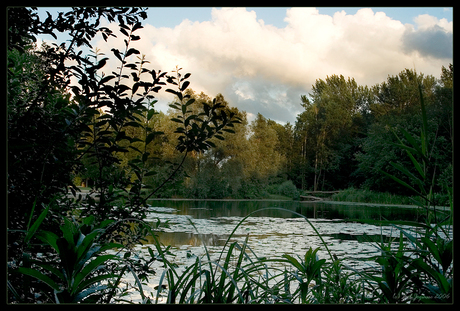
xmin=36 ymin=7 xmax=453 ymax=124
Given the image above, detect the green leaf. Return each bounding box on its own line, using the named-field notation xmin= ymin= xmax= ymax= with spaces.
xmin=310 ymin=259 xmax=326 ymax=275
xmin=128 ymin=145 xmax=142 ymax=154
xmin=405 ymin=148 xmax=425 ymax=180
xmin=392 ymin=129 xmax=426 ymax=180
xmin=418 ymin=84 xmax=429 ymax=157
xmin=36 ymin=230 xmax=60 ymax=254
xmin=145 ymin=132 xmax=157 ymax=145
xmin=144 ymin=170 xmax=157 ymax=177
xmin=165 ymin=88 xmax=180 ymax=97
xmin=380 ymin=169 xmax=421 ymax=196
xmin=282 ymin=254 xmax=304 ymax=272
xmin=132 ymin=22 xmax=143 ymax=32
xmin=76 ymin=230 xmax=101 ymax=263
xmin=421 ymin=237 xmax=442 ymax=265
xmin=72 ymin=254 xmax=117 ymax=294
xmin=60 ymin=218 xmax=77 ymax=250
xmin=389 ymin=161 xmax=425 ymax=194
xmin=185 ymin=98 xmax=195 ymax=106
xmin=184 ymin=115 xmax=197 ymax=127
xmin=206 ymin=141 xmax=216 ymax=148
xmin=142 ymin=151 xmax=150 ymax=163
xmin=34 ymin=262 xmax=65 ymax=282
xmin=25 ymin=204 xmax=50 ymax=244
xmin=99 ymin=75 xmax=115 ymax=84
xmin=132 ymin=82 xmax=140 ymax=94
xmin=18 ymin=267 xmax=61 ymax=291
xmin=74 ymin=274 xmax=115 ymax=301
xmin=147 ymin=109 xmax=156 ymax=121
xmin=73 ymin=283 xmax=109 ymax=303
xmin=170 ymin=118 xmax=183 ymax=124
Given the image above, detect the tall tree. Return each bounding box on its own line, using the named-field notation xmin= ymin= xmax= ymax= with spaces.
xmin=370 ymin=68 xmax=437 ymax=119
xmin=295 ymin=75 xmax=364 ymax=190
xmin=355 ymin=67 xmax=451 ymax=194
xmin=246 ymin=113 xmax=285 ymax=182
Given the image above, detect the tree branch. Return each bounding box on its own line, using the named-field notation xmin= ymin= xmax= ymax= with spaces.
xmin=143 ymin=151 xmax=188 ymax=202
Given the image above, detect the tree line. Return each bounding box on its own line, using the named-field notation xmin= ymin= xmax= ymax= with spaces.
xmin=75 ymin=66 xmax=452 ymax=199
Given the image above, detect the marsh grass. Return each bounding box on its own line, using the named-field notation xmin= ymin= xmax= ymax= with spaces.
xmin=331 ymin=187 xmax=418 ymax=205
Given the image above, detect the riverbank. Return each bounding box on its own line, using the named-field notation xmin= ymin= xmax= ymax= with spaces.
xmin=69 ymin=187 xmax=449 ymax=210
xmin=329 ymin=187 xmax=450 ymax=208
xmin=322 ymin=200 xmax=450 ymax=211
xmin=146 ymin=197 xmax=450 ymax=211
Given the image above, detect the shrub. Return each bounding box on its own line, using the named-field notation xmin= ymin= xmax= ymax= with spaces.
xmin=278 ymin=180 xmax=299 ymax=200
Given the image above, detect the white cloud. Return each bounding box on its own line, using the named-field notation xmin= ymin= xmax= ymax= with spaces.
xmin=402 ymin=14 xmax=453 ymax=59
xmin=94 ymin=7 xmax=452 ymax=124
xmin=414 ymin=14 xmax=453 ymax=31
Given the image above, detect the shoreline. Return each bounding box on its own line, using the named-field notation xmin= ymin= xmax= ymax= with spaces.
xmin=146 ymin=197 xmax=450 ymax=211
xmin=69 ymin=188 xmax=450 ymax=211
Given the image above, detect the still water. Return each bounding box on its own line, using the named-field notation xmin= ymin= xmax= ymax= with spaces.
xmin=114 ymin=200 xmax=445 ymax=302
xmin=142 ymin=199 xmax=429 ymax=248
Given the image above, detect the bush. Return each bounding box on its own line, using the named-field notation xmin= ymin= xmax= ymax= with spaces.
xmin=278 ymin=180 xmax=300 ymax=200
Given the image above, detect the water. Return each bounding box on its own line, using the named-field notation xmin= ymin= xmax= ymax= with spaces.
xmin=111 ymin=200 xmax=449 ymax=303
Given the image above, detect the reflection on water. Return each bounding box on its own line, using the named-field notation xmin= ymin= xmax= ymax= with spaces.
xmin=148 ymin=199 xmax=429 ymax=222
xmin=141 ymin=199 xmax=439 ymax=250
xmin=143 ymin=231 xmax=228 ymax=247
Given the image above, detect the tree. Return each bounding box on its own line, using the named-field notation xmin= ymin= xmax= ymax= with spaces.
xmin=268 ymin=120 xmax=295 ymax=179
xmin=246 ymin=113 xmax=285 ymax=182
xmin=370 ymin=69 xmax=437 ymax=119
xmin=295 ymin=75 xmax=365 ymax=190
xmin=158 ymin=89 xmax=246 ymax=198
xmin=355 ymin=67 xmax=452 ymax=195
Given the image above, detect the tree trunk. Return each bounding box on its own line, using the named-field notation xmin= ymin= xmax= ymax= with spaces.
xmin=313 ymin=153 xmax=318 ymax=192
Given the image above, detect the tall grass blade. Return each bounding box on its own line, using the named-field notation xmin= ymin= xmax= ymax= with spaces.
xmin=25 ymin=204 xmax=49 ymax=244
xmin=218 ymin=207 xmax=333 ymax=262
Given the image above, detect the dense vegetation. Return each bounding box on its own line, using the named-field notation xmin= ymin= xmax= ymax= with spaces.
xmin=74 ymin=60 xmax=453 ymax=201
xmin=8 ymin=7 xmax=452 ymax=304
xmin=70 ymin=67 xmax=453 ymax=200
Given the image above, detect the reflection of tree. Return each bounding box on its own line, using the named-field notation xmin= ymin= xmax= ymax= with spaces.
xmin=144 ymin=231 xmax=228 ymax=247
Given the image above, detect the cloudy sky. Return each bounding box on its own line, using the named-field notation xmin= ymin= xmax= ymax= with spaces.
xmin=37 ymin=7 xmax=453 ymax=124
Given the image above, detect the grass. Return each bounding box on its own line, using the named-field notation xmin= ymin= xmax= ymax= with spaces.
xmin=265 ymin=194 xmax=294 ymax=201
xmin=331 ymin=187 xmax=450 ymax=207
xmin=330 ymin=187 xmax=420 ymax=206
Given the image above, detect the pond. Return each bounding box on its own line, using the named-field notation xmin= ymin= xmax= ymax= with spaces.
xmin=111 ymin=199 xmax=450 ymax=303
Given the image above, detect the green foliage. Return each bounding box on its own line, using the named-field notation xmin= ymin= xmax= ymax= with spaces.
xmin=352 ymin=82 xmax=452 ymax=303
xmin=331 ymin=187 xmax=419 ymax=205
xmin=8 ymin=7 xmax=239 ymax=303
xmin=294 ymin=75 xmax=370 ymax=191
xmin=355 ymin=68 xmax=452 ymax=195
xmin=294 ymin=67 xmax=452 ymax=194
xmin=18 ymin=216 xmax=121 ymax=303
xmin=276 ymin=181 xmax=300 ymax=200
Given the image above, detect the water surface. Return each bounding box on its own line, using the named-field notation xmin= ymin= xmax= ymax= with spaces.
xmin=116 ymin=200 xmax=449 ymax=303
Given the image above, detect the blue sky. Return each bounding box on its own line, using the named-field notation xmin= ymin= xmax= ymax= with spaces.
xmin=39 ymin=7 xmax=452 ymax=29
xmin=35 ymin=7 xmax=453 ymax=124
xmin=142 ymin=7 xmax=453 ymax=28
